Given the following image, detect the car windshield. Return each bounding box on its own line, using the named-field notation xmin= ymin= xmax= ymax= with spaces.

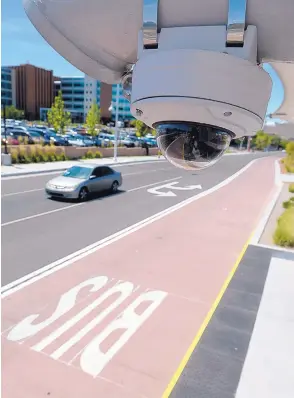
xmin=63 ymin=166 xmax=92 ymax=179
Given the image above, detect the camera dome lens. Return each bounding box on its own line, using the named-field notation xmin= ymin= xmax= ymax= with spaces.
xmin=154 ymin=122 xmax=232 ymax=170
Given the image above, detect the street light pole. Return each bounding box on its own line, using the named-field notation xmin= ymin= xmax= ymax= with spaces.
xmin=113 ymin=83 xmax=120 ymax=162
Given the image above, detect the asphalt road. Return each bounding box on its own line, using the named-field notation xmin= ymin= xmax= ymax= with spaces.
xmin=1 ymin=153 xmax=275 ymax=286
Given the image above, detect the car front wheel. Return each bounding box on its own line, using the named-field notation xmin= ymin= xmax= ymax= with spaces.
xmin=111 ymin=181 xmax=119 ymax=193
xmin=78 ymin=187 xmax=89 ymax=201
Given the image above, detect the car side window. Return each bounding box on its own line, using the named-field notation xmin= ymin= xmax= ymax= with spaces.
xmin=101 ymin=167 xmax=113 ymax=176
xmin=92 ymin=167 xmax=103 ymax=178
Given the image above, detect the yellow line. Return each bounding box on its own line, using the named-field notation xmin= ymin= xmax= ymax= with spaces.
xmin=161 ymin=232 xmax=254 ymax=398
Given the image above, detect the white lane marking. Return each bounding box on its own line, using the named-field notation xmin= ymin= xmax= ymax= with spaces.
xmin=6 ymin=274 xmax=167 ymax=377
xmin=1 ymin=176 xmax=182 ymax=227
xmin=235 ymin=256 xmax=294 ymax=398
xmin=2 ymin=188 xmax=44 ymax=197
xmin=1 ymin=158 xmax=260 ymax=297
xmin=1 ymin=203 xmax=84 ymax=227
xmin=148 ymin=181 xmax=202 ymax=197
xmin=1 ymin=160 xmax=168 ymax=180
xmin=127 ymin=177 xmax=182 ymax=192
xmin=1 ymin=168 xmax=170 ymax=197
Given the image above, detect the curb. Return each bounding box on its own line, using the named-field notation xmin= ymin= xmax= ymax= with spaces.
xmin=1 ymin=158 xmax=166 ymax=178
xmin=250 ymin=159 xmax=283 ymax=245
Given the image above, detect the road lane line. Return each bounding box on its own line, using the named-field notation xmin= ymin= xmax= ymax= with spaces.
xmin=2 ymin=188 xmax=44 ymax=197
xmin=127 ymin=177 xmax=182 ymax=192
xmin=1 ymin=203 xmax=84 ymax=227
xmin=1 ymin=158 xmax=260 ymax=297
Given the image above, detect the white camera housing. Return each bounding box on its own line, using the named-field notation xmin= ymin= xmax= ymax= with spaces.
xmin=131 ymin=25 xmax=272 ymax=138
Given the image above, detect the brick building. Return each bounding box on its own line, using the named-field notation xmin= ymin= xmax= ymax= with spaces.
xmin=11 ymin=64 xmax=54 ymax=120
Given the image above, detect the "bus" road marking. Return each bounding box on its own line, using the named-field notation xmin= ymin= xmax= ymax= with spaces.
xmin=6 ymin=275 xmax=167 ymax=377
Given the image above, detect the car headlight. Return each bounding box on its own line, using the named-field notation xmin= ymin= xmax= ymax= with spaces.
xmin=57 ymin=186 xmax=77 ymax=191
xmin=47 ymin=183 xmax=77 ymax=191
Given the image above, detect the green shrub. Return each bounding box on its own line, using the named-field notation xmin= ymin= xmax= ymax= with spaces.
xmin=273 ymin=207 xmax=294 ymax=247
xmin=45 ymin=146 xmax=57 ymax=162
xmin=284 ymin=154 xmax=294 ymax=173
xmin=10 ymin=149 xmax=19 ymax=164
xmin=83 ymin=150 xmax=102 ymax=159
xmin=18 ymin=146 xmax=30 ymax=163
xmin=85 ymin=150 xmax=95 ymax=159
xmin=36 ymin=145 xmax=46 ymax=162
xmin=289 ymin=183 xmax=294 ymax=193
xmin=282 ymin=199 xmax=294 ymax=209
xmin=286 ymin=141 xmax=294 ymax=156
xmin=29 ymin=146 xmax=39 ymax=162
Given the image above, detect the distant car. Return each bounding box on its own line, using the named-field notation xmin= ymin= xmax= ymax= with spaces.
xmin=122 ymin=137 xmax=135 ymax=148
xmin=10 ymin=129 xmax=35 ymax=144
xmin=64 ymin=134 xmax=87 ymax=147
xmin=44 ymin=132 xmax=69 ymax=146
xmin=45 ymin=164 xmax=122 ymax=201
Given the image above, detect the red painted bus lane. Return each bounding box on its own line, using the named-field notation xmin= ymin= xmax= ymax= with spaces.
xmin=2 ymin=157 xmax=276 ymax=398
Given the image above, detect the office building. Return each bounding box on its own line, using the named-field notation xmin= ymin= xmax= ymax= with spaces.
xmin=41 ymin=75 xmax=132 ymax=124
xmin=8 ymin=64 xmax=54 ymax=120
xmin=110 ymin=84 xmax=133 ymax=122
xmin=1 ymin=67 xmax=16 ymax=106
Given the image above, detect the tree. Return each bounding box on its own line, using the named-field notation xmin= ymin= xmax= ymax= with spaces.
xmin=86 ymin=102 xmax=100 ymax=135
xmin=1 ymin=105 xmax=24 ymax=120
xmin=270 ymin=135 xmax=282 ymax=148
xmin=135 ymin=119 xmax=151 ymax=136
xmin=47 ymin=91 xmax=71 ymax=134
xmin=253 ymin=130 xmax=272 ymax=150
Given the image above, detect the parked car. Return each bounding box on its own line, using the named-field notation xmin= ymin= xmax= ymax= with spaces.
xmin=44 ymin=132 xmax=70 ymax=146
xmin=121 ymin=137 xmax=136 ymax=148
xmin=10 ymin=129 xmax=36 ymax=144
xmin=75 ymin=134 xmax=95 ymax=146
xmin=64 ymin=134 xmax=87 ymax=147
xmin=45 ymin=164 xmax=122 ymax=201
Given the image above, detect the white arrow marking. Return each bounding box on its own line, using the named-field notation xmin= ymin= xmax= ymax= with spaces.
xmin=166 ymin=182 xmax=202 ymax=191
xmin=148 ymin=182 xmax=202 ymax=197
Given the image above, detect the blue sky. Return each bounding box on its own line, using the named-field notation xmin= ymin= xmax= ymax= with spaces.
xmin=1 ymin=0 xmax=284 ymax=115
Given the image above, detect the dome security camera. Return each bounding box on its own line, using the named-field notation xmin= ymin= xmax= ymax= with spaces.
xmin=23 ymin=0 xmax=294 ymax=170
xmin=129 ymin=26 xmax=272 ymax=169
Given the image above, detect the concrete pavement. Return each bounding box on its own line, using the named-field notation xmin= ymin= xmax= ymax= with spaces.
xmin=2 ymin=156 xmax=279 ymax=398
xmin=2 ymin=153 xmax=270 ymax=286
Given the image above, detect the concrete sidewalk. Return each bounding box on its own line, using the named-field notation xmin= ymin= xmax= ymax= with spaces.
xmin=1 ymin=156 xmax=164 ymax=177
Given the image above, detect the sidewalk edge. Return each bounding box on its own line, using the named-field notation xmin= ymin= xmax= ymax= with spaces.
xmin=250 ymin=159 xmax=283 ymax=245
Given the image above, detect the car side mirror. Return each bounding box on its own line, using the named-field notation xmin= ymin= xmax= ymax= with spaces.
xmin=89 ymin=175 xmax=96 ymax=179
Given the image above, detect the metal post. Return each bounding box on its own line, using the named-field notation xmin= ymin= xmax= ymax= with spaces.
xmin=2 ymin=103 xmax=8 ymax=155
xmin=247 ymin=136 xmax=251 ymax=152
xmin=113 ymin=83 xmax=120 ymax=162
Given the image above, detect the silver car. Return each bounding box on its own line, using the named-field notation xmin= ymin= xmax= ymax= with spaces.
xmin=45 ymin=164 xmax=122 ymax=201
